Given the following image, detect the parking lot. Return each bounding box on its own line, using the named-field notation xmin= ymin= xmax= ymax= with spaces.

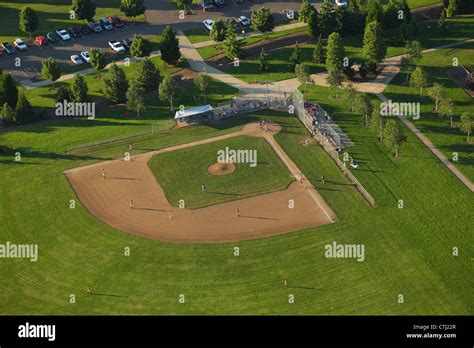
xmin=0 ymin=0 xmax=318 ymax=84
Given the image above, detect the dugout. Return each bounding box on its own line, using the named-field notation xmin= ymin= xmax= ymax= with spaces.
xmin=174 ymin=105 xmax=214 ymax=127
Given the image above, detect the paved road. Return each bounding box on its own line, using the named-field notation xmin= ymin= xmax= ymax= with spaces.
xmin=0 ymin=0 xmax=318 ymax=83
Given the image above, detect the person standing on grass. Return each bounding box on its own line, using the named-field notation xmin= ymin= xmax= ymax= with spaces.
xmin=86 ymin=286 xmax=92 ymax=295
xmin=129 ymin=142 xmax=133 ymax=152
xmin=321 ymin=176 xmax=325 ymax=184
xmin=201 ymin=184 xmax=206 ymax=193
xmin=284 ymin=279 xmax=288 ymax=288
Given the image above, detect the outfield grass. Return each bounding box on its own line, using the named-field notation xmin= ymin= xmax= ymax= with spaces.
xmin=384 ymin=41 xmax=474 ymax=182
xmin=148 ymin=135 xmax=293 ymax=208
xmin=218 ymin=16 xmax=474 ymax=84
xmin=0 ymin=0 xmax=144 ymax=43
xmin=0 ymin=92 xmax=472 ymax=315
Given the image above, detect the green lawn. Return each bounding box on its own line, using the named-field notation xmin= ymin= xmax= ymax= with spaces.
xmin=218 ymin=15 xmax=474 ymax=84
xmin=148 ymin=135 xmax=293 ymax=209
xmin=0 ymin=102 xmax=472 ymax=314
xmin=0 ymin=0 xmax=143 ymax=43
xmin=384 ymin=0 xmax=442 ymax=7
xmin=384 ymin=41 xmax=474 ymax=182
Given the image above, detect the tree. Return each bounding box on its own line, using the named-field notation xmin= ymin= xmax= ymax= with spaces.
xmin=459 ymin=112 xmax=472 ymax=143
xmin=399 ymin=0 xmax=412 ymax=22
xmin=307 ymin=10 xmax=320 ymax=39
xmin=427 ymin=83 xmax=446 ymax=112
xmin=210 ymin=19 xmax=226 ymax=42
xmin=15 ymin=90 xmax=34 ymax=124
xmin=439 ymin=97 xmax=455 ymax=127
xmin=251 ymin=7 xmax=274 ymax=33
xmin=325 ymin=32 xmax=345 ymax=76
xmin=120 ymin=0 xmax=146 ymax=18
xmin=19 ymin=7 xmax=38 ymax=37
xmin=130 ymin=34 xmax=152 ymax=58
xmin=313 ymin=36 xmax=325 ymax=64
xmin=289 ymin=42 xmax=302 ymax=69
xmin=383 ymin=119 xmax=403 ymax=157
xmin=363 ymin=21 xmax=386 ymax=65
xmin=318 ymin=2 xmax=337 ymax=38
xmin=55 ymin=86 xmax=71 ymax=103
xmin=258 ymin=48 xmax=268 ymax=71
xmin=134 ymin=58 xmax=161 ymax=93
xmin=327 ymin=70 xmax=342 ymax=98
xmin=41 ymin=57 xmax=61 ymax=88
xmin=194 ymin=73 xmax=211 ymax=102
xmin=71 ymin=0 xmax=96 ymax=22
xmin=409 ymin=67 xmax=429 ymax=95
xmin=341 ymin=84 xmax=358 ymax=112
xmin=358 ymin=92 xmax=373 ymax=126
xmin=408 ymin=16 xmax=419 ymax=37
xmin=126 ymin=78 xmax=146 ymax=117
xmin=103 ymin=63 xmax=128 ymax=103
xmin=382 ymin=0 xmax=401 ymax=30
xmin=446 ymin=0 xmax=459 ymax=16
xmin=404 ymin=40 xmax=423 ymax=65
xmin=160 ymin=26 xmax=181 ymax=65
xmin=370 ymin=107 xmax=384 ymax=141
xmin=70 ymin=74 xmax=88 ymax=103
xmin=366 ymin=0 xmax=383 ymax=24
xmin=295 ymin=64 xmax=310 ymax=84
xmin=90 ymin=48 xmax=106 ymax=77
xmin=299 ymin=0 xmax=316 ymax=23
xmin=1 ymin=103 xmax=15 ymax=125
xmin=223 ymin=21 xmax=242 ymax=60
xmin=0 ymin=73 xmax=19 ymax=109
xmin=175 ymin=0 xmax=192 ymax=11
xmin=438 ymin=9 xmax=448 ymax=35
xmin=158 ymin=75 xmax=178 ymax=111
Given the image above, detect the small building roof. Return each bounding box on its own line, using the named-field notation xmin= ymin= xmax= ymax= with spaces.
xmin=174 ymin=105 xmax=213 ymax=120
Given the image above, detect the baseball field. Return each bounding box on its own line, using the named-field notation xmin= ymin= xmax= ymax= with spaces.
xmin=1 ymin=88 xmax=473 ymax=314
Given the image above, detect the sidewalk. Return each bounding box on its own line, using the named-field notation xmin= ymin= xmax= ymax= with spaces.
xmin=192 ymin=22 xmax=307 ymax=49
xmin=20 ymin=50 xmax=161 ymax=89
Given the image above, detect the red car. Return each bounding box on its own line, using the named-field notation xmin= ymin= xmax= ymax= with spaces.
xmin=35 ymin=35 xmax=47 ymax=46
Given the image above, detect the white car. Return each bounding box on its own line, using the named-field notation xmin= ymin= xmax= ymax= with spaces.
xmin=70 ymin=55 xmax=83 ymax=65
xmin=335 ymin=0 xmax=348 ymax=7
xmin=56 ymin=29 xmax=71 ymax=41
xmin=13 ymin=39 xmax=27 ymax=51
xmin=108 ymin=40 xmax=126 ymax=53
xmin=239 ymin=16 xmax=251 ymax=27
xmin=282 ymin=9 xmax=296 ymax=20
xmin=80 ymin=51 xmax=91 ymax=63
xmin=203 ymin=19 xmax=214 ymax=31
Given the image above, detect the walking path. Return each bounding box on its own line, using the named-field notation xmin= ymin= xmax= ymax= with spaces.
xmin=192 ymin=22 xmax=308 ymax=48
xmin=19 ymin=50 xmax=161 ymax=89
xmin=65 ymin=122 xmax=336 ymax=243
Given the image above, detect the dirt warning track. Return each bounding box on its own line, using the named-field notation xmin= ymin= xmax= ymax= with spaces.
xmin=65 ymin=123 xmax=336 ymax=243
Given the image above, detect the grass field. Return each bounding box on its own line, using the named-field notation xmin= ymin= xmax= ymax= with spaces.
xmin=217 ymin=16 xmax=474 ymax=84
xmin=0 ymin=0 xmax=144 ymax=43
xmin=148 ymin=135 xmax=293 ymax=209
xmin=0 ymin=89 xmax=472 ymax=314
xmin=384 ymin=41 xmax=474 ymax=182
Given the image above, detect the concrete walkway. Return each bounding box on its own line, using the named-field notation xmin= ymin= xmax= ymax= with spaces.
xmin=20 ymin=50 xmax=161 ymax=89
xmin=192 ymin=22 xmax=308 ymax=49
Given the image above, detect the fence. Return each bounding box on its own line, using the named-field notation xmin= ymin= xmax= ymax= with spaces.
xmin=214 ymin=96 xmax=291 ymax=120
xmin=292 ymin=90 xmax=376 ymax=207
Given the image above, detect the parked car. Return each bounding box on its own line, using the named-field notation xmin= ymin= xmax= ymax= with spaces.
xmin=199 ymin=0 xmax=214 ymax=11
xmin=80 ymin=51 xmax=91 ymax=63
xmin=89 ymin=21 xmax=103 ymax=33
xmin=120 ymin=39 xmax=131 ymax=51
xmin=47 ymin=32 xmax=59 ymax=43
xmin=67 ymin=27 xmax=82 ymax=38
xmin=2 ymin=42 xmax=15 ymax=54
xmin=56 ymin=29 xmax=71 ymax=41
xmin=108 ymin=15 xmax=124 ymax=28
xmin=13 ymin=39 xmax=27 ymax=51
xmin=213 ymin=0 xmax=225 ymax=7
xmin=34 ymin=35 xmax=47 ymax=46
xmin=70 ymin=55 xmax=83 ymax=65
xmin=238 ymin=16 xmax=251 ymax=27
xmin=203 ymin=19 xmax=214 ymax=31
xmin=108 ymin=40 xmax=126 ymax=53
xmin=99 ymin=18 xmax=113 ymax=31
xmin=282 ymin=9 xmax=297 ymax=20
xmin=80 ymin=24 xmax=93 ymax=35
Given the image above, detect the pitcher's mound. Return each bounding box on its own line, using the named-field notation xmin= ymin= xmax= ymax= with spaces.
xmin=207 ymin=162 xmax=236 ymax=176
